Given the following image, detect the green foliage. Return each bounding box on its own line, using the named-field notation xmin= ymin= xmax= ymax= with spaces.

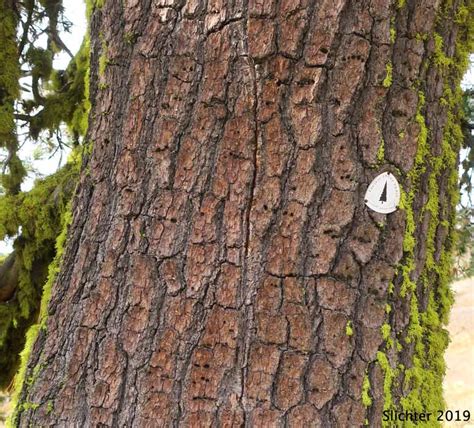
xmin=0 ymin=158 xmax=79 ymax=389
xmin=0 ymin=2 xmax=20 ymax=98
xmin=454 ymin=207 xmax=474 ymax=276
xmin=0 ymin=3 xmax=90 ymax=417
xmin=26 ymin=47 xmax=53 ymax=80
xmin=28 ymin=39 xmax=91 ymax=140
xmin=0 ymin=0 xmax=89 ymax=198
xmin=0 ymin=1 xmax=22 ymax=195
xmin=8 ymin=174 xmax=75 ymax=426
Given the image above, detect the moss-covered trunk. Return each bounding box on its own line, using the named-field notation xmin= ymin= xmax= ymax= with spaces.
xmin=11 ymin=0 xmax=472 ymax=426
xmin=0 ymin=0 xmax=25 ymax=194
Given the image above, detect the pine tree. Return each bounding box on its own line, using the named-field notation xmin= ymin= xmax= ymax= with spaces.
xmin=3 ymin=0 xmax=474 ymax=426
xmin=0 ymin=0 xmax=87 ymax=388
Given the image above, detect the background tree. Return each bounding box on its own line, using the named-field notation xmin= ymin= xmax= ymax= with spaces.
xmin=0 ymin=0 xmax=86 ymax=388
xmin=6 ymin=0 xmax=474 ymax=427
xmin=454 ymin=85 xmax=474 ymax=277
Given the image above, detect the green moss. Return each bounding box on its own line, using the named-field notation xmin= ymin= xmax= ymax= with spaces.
xmin=377 ymin=2 xmax=473 ymax=424
xmin=381 ymin=323 xmax=391 ymax=341
xmin=98 ymin=37 xmax=109 ymax=78
xmin=345 ymin=320 xmax=353 ymax=337
xmin=0 ymin=160 xmax=79 ymax=389
xmin=433 ymin=33 xmax=453 ymax=69
xmin=0 ymin=1 xmax=23 ymax=195
xmin=0 ymin=2 xmax=20 ymax=98
xmin=362 ymin=372 xmax=373 ymax=407
xmin=382 ymin=62 xmax=393 ymax=88
xmin=377 ymin=138 xmax=385 ymax=163
xmin=8 ymin=191 xmax=74 ymax=426
xmin=85 ymin=0 xmax=105 ymax=17
xmin=390 ymin=25 xmax=396 ymax=44
xmin=124 ymin=31 xmax=138 ymax=45
xmin=397 ymin=0 xmax=406 ymax=8
xmin=8 ymin=323 xmax=39 ymax=424
xmin=416 ymin=32 xmax=429 ymax=42
xmin=377 ymin=351 xmax=396 ymax=422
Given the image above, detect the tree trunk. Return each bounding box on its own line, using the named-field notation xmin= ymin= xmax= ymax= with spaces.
xmin=13 ymin=0 xmax=470 ymax=426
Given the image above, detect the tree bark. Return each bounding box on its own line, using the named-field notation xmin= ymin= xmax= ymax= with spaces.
xmin=14 ymin=0 xmax=470 ymax=427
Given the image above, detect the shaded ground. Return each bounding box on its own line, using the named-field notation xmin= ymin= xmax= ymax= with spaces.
xmin=444 ymin=276 xmax=474 ymax=427
xmin=0 ymin=392 xmax=10 ymax=426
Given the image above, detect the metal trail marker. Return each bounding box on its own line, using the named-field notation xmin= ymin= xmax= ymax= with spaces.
xmin=364 ymin=172 xmax=400 ymax=214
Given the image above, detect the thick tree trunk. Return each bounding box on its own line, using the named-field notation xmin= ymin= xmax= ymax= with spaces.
xmin=13 ymin=0 xmax=470 ymax=427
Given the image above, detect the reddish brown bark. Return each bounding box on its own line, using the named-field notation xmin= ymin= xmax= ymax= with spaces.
xmin=15 ymin=0 xmax=465 ymax=426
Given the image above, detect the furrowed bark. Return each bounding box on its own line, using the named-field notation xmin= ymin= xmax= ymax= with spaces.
xmin=13 ymin=0 xmax=471 ymax=427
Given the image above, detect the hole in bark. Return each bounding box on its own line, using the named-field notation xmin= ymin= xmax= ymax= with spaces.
xmin=170 ymin=218 xmax=177 ymax=223
xmin=320 ymin=47 xmax=328 ymax=54
xmin=204 ymin=364 xmax=210 ymax=368
xmin=283 ymin=211 xmax=288 ymax=215
xmin=392 ymin=109 xmax=407 ymax=117
xmin=276 ymin=80 xmax=283 ymax=86
xmin=161 ymin=102 xmax=170 ymax=109
xmin=323 ymin=228 xmax=338 ymax=238
xmin=263 ymin=204 xmax=268 ymax=210
xmin=290 ymin=212 xmax=294 ymax=217
xmin=291 ymin=186 xmax=296 ymax=191
xmin=297 ymin=78 xmax=315 ymax=86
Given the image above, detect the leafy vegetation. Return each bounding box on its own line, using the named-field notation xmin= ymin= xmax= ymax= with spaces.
xmin=0 ymin=0 xmax=87 ymax=389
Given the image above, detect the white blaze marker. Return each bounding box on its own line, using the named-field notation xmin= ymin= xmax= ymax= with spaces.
xmin=364 ymin=172 xmax=400 ymax=214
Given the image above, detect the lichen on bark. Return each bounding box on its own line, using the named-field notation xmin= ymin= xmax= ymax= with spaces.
xmin=374 ymin=1 xmax=473 ymax=425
